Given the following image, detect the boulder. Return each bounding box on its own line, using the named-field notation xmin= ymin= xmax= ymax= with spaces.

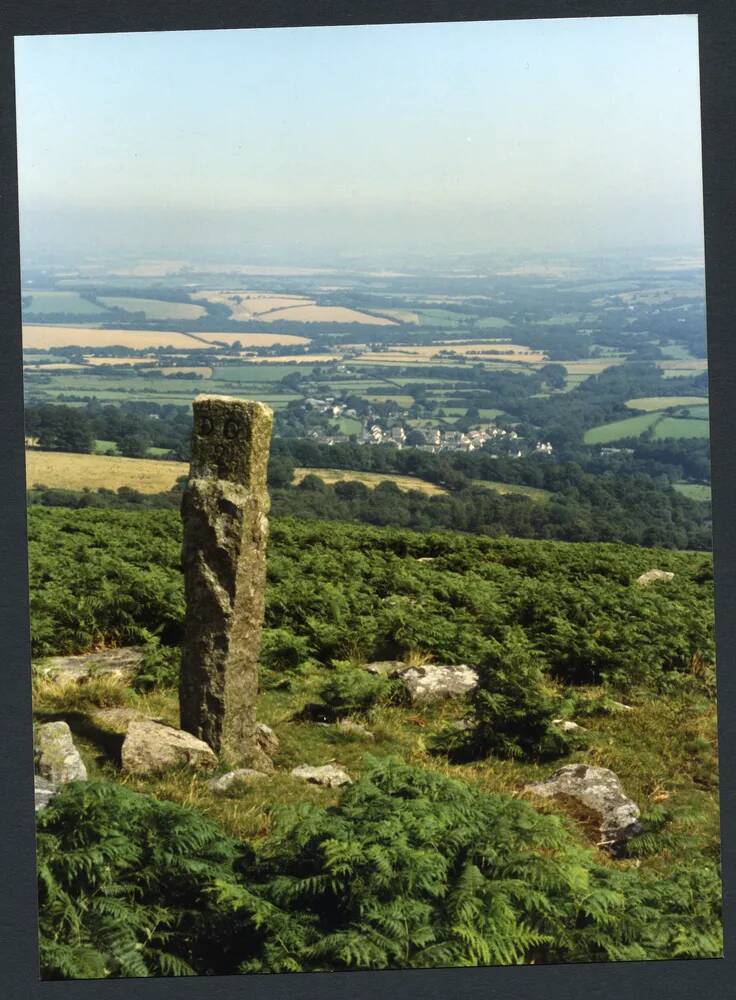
xmin=398 ymin=663 xmax=479 ymax=704
xmin=291 ymin=763 xmax=352 ymax=788
xmin=524 ymin=764 xmax=641 ymax=849
xmin=336 ymin=719 xmax=375 ymax=741
xmin=121 ymin=719 xmax=217 ymax=774
xmin=610 ymin=701 xmax=634 ymax=713
xmin=34 ymin=775 xmax=58 ymax=812
xmin=206 ymin=769 xmax=268 ymax=795
xmin=91 ymin=707 xmax=162 ymax=731
xmin=636 ymin=569 xmax=675 ymax=586
xmin=35 ymin=721 xmax=87 ymax=784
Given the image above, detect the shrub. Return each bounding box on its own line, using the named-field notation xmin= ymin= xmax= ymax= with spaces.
xmin=317 ymin=664 xmax=397 ymax=716
xmin=443 ymin=627 xmax=576 ymax=761
xmin=132 ymin=639 xmax=181 ymax=692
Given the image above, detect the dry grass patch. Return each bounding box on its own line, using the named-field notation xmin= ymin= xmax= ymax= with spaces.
xmin=23 ymin=325 xmax=206 ymax=350
xmin=292 ymin=467 xmax=447 ymax=495
xmin=26 ymin=450 xmax=187 ymax=493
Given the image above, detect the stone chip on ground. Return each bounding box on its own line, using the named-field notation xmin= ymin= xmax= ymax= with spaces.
xmin=524 ymin=763 xmax=642 ymax=849
xmin=635 ymin=569 xmax=675 ymax=586
xmin=206 ymin=769 xmax=269 ymax=795
xmin=121 ymin=718 xmax=218 ymax=774
xmin=552 ymin=718 xmax=587 ymax=733
xmin=291 ymin=763 xmax=352 ymax=787
xmin=35 ymin=721 xmax=88 ymax=784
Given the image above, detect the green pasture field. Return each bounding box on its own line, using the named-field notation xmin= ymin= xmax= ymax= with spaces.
xmin=680 ymin=405 xmax=710 ymax=419
xmin=440 ymin=407 xmax=505 ymax=419
xmin=93 ymin=439 xmax=119 ymax=454
xmin=584 ymin=413 xmax=662 ymax=444
xmin=333 ymin=416 xmax=362 ymax=435
xmin=24 ymin=291 xmax=109 ymax=316
xmin=476 ymin=316 xmax=512 ymax=329
xmin=212 ymin=364 xmax=314 ymax=382
xmin=98 ymin=296 xmax=207 ymax=320
xmin=361 ymin=394 xmax=415 ymax=406
xmin=414 ymin=308 xmax=465 ymax=327
xmin=653 ymin=417 xmax=710 ymax=440
xmin=673 ymin=483 xmax=712 ymax=502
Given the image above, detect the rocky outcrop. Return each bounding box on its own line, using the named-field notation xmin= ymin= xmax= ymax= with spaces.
xmin=291 ymin=763 xmax=352 ymax=788
xmin=206 ymin=769 xmax=268 ymax=795
xmin=255 ymin=722 xmax=279 ymax=756
xmin=35 ymin=721 xmax=87 ymax=784
xmin=179 ymin=396 xmax=273 ymax=770
xmin=636 ymin=569 xmax=675 ymax=586
xmin=121 ymin=718 xmax=217 ymax=774
xmin=524 ymin=764 xmax=642 ymax=849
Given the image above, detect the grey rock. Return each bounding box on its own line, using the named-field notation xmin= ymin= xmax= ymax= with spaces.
xmin=121 ymin=718 xmax=218 ymax=774
xmin=35 ymin=721 xmax=87 ymax=784
xmin=635 ymin=569 xmax=675 ymax=586
xmin=91 ymin=707 xmax=162 ymax=731
xmin=206 ymin=769 xmax=268 ymax=795
xmin=610 ymin=701 xmax=634 ymax=713
xmin=34 ymin=775 xmax=58 ymax=812
xmin=524 ymin=764 xmax=642 ymax=847
xmin=336 ymin=719 xmax=375 ymax=741
xmin=398 ymin=663 xmax=479 ymax=704
xmin=552 ymin=718 xmax=587 ymax=733
xmin=34 ymin=646 xmax=145 ymax=683
xmin=180 ymin=395 xmax=273 ymax=771
xmin=255 ymin=722 xmax=279 ymax=755
xmin=291 ymin=763 xmax=352 ymax=788
xmin=363 ymin=660 xmax=405 ymax=676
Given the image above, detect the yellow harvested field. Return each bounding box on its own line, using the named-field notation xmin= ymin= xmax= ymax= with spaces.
xmin=626 ymin=395 xmax=708 ymax=411
xmin=356 ymin=343 xmax=546 ymax=363
xmin=195 ymin=331 xmax=310 ymax=347
xmin=23 ymin=325 xmax=207 ymax=350
xmin=656 ymin=359 xmax=708 ymax=372
xmin=25 ymin=450 xmax=188 ymax=493
xmin=562 ymin=359 xmax=626 ymax=375
xmin=192 ymin=291 xmax=314 ymax=321
xmin=84 ymin=356 xmax=158 ymax=366
xmin=292 ymin=467 xmax=447 ymax=494
xmin=258 ymin=305 xmax=396 ymax=325
xmin=159 ymin=366 xmax=213 ymax=378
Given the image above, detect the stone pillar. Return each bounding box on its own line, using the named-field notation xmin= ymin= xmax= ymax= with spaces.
xmin=180 ymin=394 xmax=273 ymax=769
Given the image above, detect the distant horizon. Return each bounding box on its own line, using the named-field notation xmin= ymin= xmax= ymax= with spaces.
xmin=15 ymin=16 xmax=704 ymax=264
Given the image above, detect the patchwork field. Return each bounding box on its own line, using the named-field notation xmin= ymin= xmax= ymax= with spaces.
xmin=25 ymin=450 xmax=187 ymax=493
xmin=292 ymin=468 xmax=447 ymax=494
xmin=97 ymin=297 xmax=207 ymax=320
xmin=356 ymin=343 xmax=547 ymax=363
xmin=259 ymin=305 xmax=396 ymax=325
xmin=192 ymin=292 xmax=314 ymax=321
xmin=23 ymin=325 xmax=207 ymax=350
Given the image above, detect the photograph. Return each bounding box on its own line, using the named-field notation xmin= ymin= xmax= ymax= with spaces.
xmin=13 ymin=13 xmax=723 ymax=981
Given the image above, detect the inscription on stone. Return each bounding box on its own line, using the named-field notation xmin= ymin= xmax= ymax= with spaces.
xmin=180 ymin=395 xmax=274 ymax=769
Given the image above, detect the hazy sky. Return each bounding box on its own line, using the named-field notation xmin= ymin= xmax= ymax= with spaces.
xmin=14 ymin=15 xmax=704 ymax=263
